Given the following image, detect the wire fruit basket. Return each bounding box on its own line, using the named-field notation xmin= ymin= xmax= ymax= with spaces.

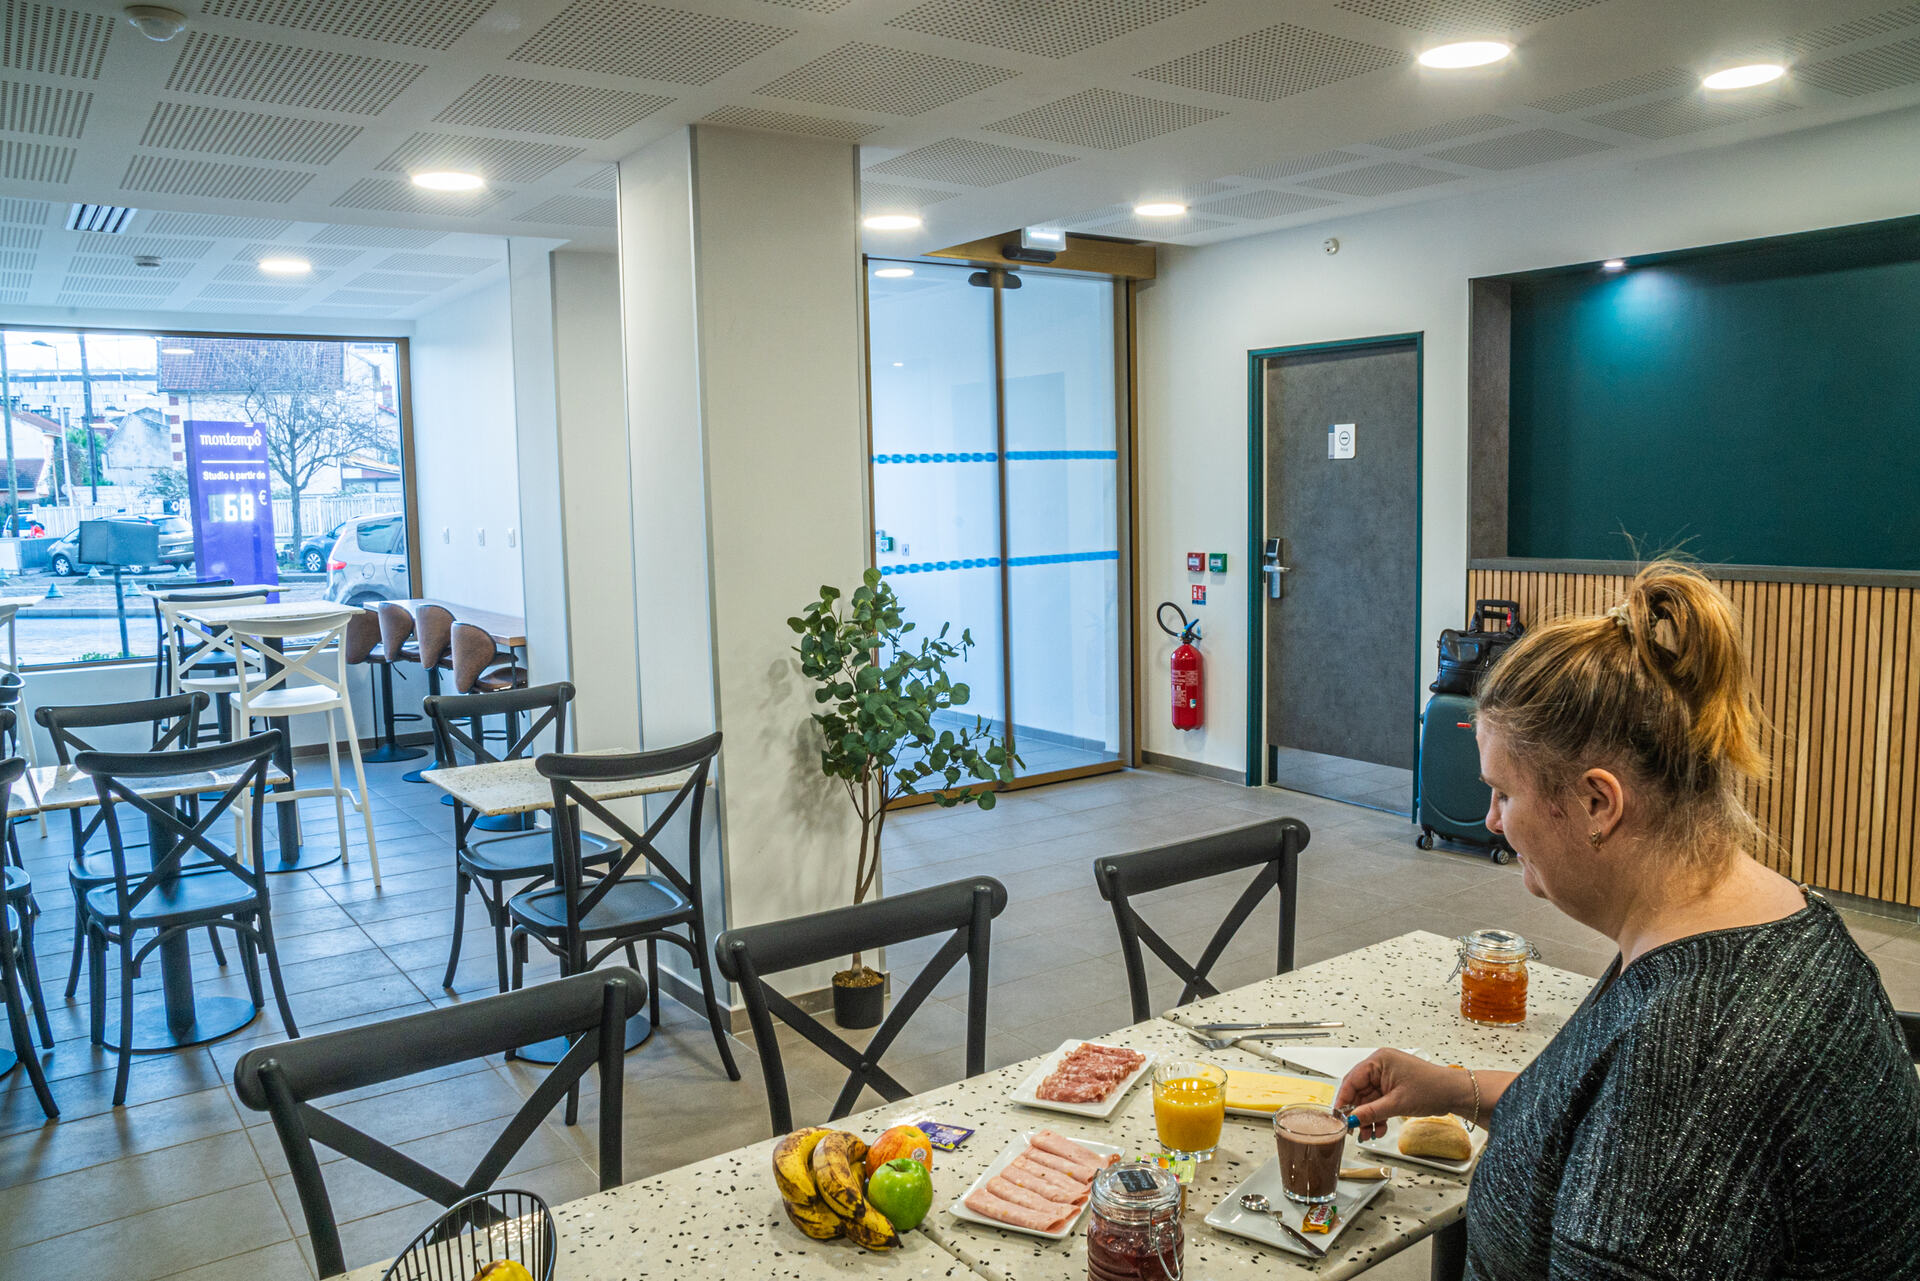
xmin=380 ymin=1189 xmax=556 ymax=1281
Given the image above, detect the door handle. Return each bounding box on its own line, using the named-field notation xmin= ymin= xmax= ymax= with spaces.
xmin=1261 ymin=562 xmax=1289 ymax=600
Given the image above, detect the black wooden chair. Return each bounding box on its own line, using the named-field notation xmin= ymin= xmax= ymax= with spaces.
xmin=1094 ymin=817 xmax=1309 ymax=1024
xmin=233 ymin=968 xmax=645 ymax=1280
xmin=508 ymin=735 xmax=738 ymax=1081
xmin=422 ymin=682 xmax=616 ymax=992
xmin=1 ymin=755 xmax=56 ymax=1120
xmin=78 ymin=731 xmax=298 ymax=1105
xmin=715 ymin=875 xmax=1007 ymax=1134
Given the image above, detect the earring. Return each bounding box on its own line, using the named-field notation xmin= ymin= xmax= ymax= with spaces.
xmin=1587 ymin=830 xmax=1604 ymax=847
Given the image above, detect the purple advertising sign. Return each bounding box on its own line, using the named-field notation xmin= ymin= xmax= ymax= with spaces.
xmin=184 ymin=420 xmax=279 ymax=590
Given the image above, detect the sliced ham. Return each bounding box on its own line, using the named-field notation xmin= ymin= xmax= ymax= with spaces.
xmin=964 ymin=1187 xmax=1077 ymax=1234
xmin=1003 ymin=1157 xmax=1088 ymax=1203
xmin=1032 ymin=1130 xmax=1119 ymax=1170
xmin=1022 ymin=1147 xmax=1104 ymax=1182
xmin=986 ymin=1175 xmax=1077 ymax=1214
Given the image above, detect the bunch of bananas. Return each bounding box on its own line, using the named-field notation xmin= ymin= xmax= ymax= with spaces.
xmin=771 ymin=1128 xmax=903 ymax=1252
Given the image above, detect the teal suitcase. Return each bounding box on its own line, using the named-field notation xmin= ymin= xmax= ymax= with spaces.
xmin=1416 ymin=693 xmax=1513 ymax=864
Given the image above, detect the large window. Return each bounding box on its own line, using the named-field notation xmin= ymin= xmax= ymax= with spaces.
xmin=0 ymin=327 xmax=411 ymax=666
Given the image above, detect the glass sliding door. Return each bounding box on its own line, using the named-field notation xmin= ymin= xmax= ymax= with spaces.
xmin=866 ymin=260 xmax=1126 ymax=788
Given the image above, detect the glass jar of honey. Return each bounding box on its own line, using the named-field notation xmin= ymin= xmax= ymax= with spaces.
xmin=1457 ymin=929 xmax=1533 ymax=1025
xmin=1087 ymin=1163 xmax=1183 ymax=1281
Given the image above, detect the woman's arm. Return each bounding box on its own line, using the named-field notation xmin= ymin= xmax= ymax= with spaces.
xmin=1334 ymin=1049 xmax=1516 ymax=1138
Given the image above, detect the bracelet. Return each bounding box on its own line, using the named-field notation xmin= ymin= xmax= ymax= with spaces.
xmin=1468 ymin=1068 xmax=1482 ymax=1129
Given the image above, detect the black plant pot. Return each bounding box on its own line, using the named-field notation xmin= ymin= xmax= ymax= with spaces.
xmin=832 ymin=975 xmax=885 ymax=1029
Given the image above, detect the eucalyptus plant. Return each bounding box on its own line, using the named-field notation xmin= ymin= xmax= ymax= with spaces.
xmin=789 ymin=568 xmax=1017 ymax=974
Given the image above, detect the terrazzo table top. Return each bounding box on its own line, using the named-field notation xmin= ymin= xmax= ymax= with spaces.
xmin=422 ymin=757 xmax=702 ymax=817
xmin=8 ymin=761 xmax=292 ymax=814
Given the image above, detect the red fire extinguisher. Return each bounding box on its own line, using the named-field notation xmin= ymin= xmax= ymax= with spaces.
xmin=1159 ymin=602 xmax=1203 ymax=730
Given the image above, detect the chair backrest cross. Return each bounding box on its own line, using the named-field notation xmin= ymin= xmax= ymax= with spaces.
xmin=715 ymin=875 xmax=1007 ymax=1134
xmin=158 ymin=588 xmax=268 ymax=695
xmin=233 ymin=968 xmax=646 ymax=1279
xmin=1094 ymin=818 xmax=1310 ymax=1024
xmin=426 ymin=682 xmax=571 ymax=773
xmin=225 ymin=607 xmax=362 ymax=719
xmin=37 ymin=693 xmax=209 ymax=853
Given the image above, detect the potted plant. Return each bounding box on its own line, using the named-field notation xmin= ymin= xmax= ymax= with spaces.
xmin=789 ymin=568 xmax=1017 ymax=1027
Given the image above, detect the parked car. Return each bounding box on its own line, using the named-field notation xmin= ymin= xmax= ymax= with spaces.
xmin=324 ymin=513 xmax=409 ymax=604
xmin=2 ymin=514 xmax=45 ymax=537
xmin=47 ymin=515 xmax=194 ymax=576
xmin=295 ymin=520 xmax=348 ymax=574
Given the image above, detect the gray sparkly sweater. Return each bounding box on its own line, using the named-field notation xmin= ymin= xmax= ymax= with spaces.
xmin=1464 ymin=893 xmax=1920 ymax=1280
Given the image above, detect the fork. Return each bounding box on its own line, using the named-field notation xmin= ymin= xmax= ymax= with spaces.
xmin=1187 ymin=1029 xmax=1335 ymax=1051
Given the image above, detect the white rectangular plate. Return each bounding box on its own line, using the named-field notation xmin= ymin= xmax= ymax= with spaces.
xmin=1204 ymin=1157 xmax=1389 ymax=1257
xmin=1008 ymin=1040 xmax=1155 ymax=1119
xmin=946 ymin=1132 xmax=1124 ymax=1240
xmin=1357 ymin=1116 xmax=1486 ymax=1174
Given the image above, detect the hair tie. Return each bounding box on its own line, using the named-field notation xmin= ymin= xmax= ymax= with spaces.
xmin=1605 ymin=602 xmax=1631 ymax=630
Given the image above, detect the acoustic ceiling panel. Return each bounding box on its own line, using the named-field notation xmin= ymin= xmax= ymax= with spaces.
xmin=1371 ymin=113 xmax=1513 ymax=150
xmin=887 ymin=0 xmax=1205 ymax=60
xmin=0 ymin=140 xmax=74 ymax=183
xmin=575 ymin=165 xmax=616 ymax=190
xmin=700 ymin=105 xmax=881 ymax=139
xmin=1335 ymin=0 xmax=1611 ymax=34
xmin=1527 ymin=66 xmax=1691 ymax=114
xmin=96 ymin=235 xmax=215 ymax=258
xmin=378 ymin=132 xmax=583 ymax=183
xmin=435 ymin=75 xmax=674 ymax=140
xmin=1059 ymin=202 xmax=1130 ymax=227
xmin=0 ymin=246 xmax=34 ymax=269
xmin=121 ymin=154 xmax=312 ymax=202
xmin=1793 ymin=2 xmax=1920 ymax=55
xmin=1138 ymin=23 xmax=1405 ymax=102
xmin=1797 ymin=36 xmax=1920 ymax=97
xmin=59 ymin=272 xmax=174 ymax=297
xmin=197 ymin=281 xmax=309 ymax=301
xmin=1427 ymin=126 xmax=1614 ymax=168
xmin=376 ymin=252 xmax=497 ymax=273
xmin=0 ymin=197 xmax=53 ymax=225
xmin=140 ymin=102 xmax=362 ymax=166
xmin=69 ymin=253 xmax=195 ymax=278
xmin=166 ymin=32 xmax=427 ymax=117
xmin=240 ymin=242 xmax=366 ymax=268
xmin=141 ymin=211 xmax=291 ymax=238
xmin=0 ymin=82 xmax=91 ymax=138
xmin=1588 ymin=92 xmax=1797 ymax=139
xmin=309 ymin=224 xmax=446 ymax=247
xmin=860 ymin=181 xmax=961 ymax=210
xmin=1299 ymin=160 xmax=1463 ymax=195
xmin=212 ymin=263 xmax=332 ymax=284
xmin=0 ymin=226 xmax=41 ymax=249
xmin=756 ymin=42 xmax=1017 ymax=115
xmin=512 ymin=194 xmax=616 ymax=224
xmin=1195 ymin=188 xmax=1340 ymax=219
xmin=198 ymin=0 xmax=493 ymax=51
xmin=326 ymin=288 xmax=432 ymax=305
xmin=759 ymin=0 xmax=854 ymax=9
xmin=1238 ymin=149 xmax=1368 ymax=180
xmin=988 ymin=88 xmax=1223 ymax=150
xmin=1086 ymin=211 xmax=1230 ymax=237
xmin=510 ymin=2 xmax=794 ymax=84
xmin=864 ymin=137 xmax=1075 ymax=186
xmin=330 ymin=177 xmax=510 ymax=215
xmin=348 ymin=271 xmax=461 ymax=291
xmin=2 ymin=3 xmax=111 ymax=79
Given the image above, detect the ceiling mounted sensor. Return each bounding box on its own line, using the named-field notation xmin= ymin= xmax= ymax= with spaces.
xmin=258 ymin=257 xmax=311 ymax=275
xmin=124 ymin=5 xmax=186 ymax=41
xmin=864 ymin=214 xmax=922 ymax=231
xmin=1702 ymin=64 xmax=1785 ymax=90
xmin=1133 ymin=202 xmax=1186 ymax=217
xmin=411 ymin=171 xmax=486 ymax=192
xmin=133 ymin=255 xmax=161 ymax=269
xmin=1002 ymin=225 xmax=1063 ymax=264
xmin=1418 ymin=41 xmax=1513 ymax=69
xmin=67 ymin=204 xmax=139 ymax=234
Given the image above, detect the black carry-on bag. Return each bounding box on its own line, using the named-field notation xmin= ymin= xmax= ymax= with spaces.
xmin=1416 ymin=600 xmax=1524 ymax=863
xmin=1429 ymin=599 xmax=1524 ymax=696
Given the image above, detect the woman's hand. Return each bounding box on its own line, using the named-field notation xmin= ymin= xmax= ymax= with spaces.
xmin=1334 ymin=1049 xmax=1474 ymax=1140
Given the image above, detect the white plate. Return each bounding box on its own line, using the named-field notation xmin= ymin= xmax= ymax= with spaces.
xmin=1204 ymin=1157 xmax=1389 ymax=1258
xmin=1356 ymin=1115 xmax=1486 ymax=1174
xmin=1008 ymin=1040 xmax=1156 ymax=1119
xmin=946 ymin=1132 xmax=1124 ymax=1240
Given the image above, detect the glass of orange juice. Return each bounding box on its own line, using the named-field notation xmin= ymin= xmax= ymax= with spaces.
xmin=1152 ymin=1060 xmax=1227 ymax=1161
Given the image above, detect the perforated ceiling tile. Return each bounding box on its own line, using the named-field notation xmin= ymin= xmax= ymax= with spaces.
xmin=759 ymin=0 xmax=851 ymax=9
xmin=68 ymin=253 xmax=195 ymax=278
xmin=860 ymin=181 xmax=960 ymax=210
xmin=511 ymin=2 xmax=793 ymax=84
xmin=240 ymin=242 xmax=365 ymax=268
xmin=1084 ymin=211 xmax=1230 ymax=238
xmin=1138 ymin=23 xmax=1405 ymax=102
xmin=141 ymin=103 xmax=361 ymax=166
xmin=59 ymin=273 xmax=174 ymax=298
xmin=327 ymin=288 xmax=432 ymax=305
xmin=141 ymin=211 xmax=290 ymax=239
xmin=987 ymin=89 xmax=1222 ymax=150
xmin=3 ymin=3 xmax=111 ymax=79
xmin=0 ymin=197 xmax=52 ymax=225
xmin=0 ymin=82 xmax=90 ymax=138
xmin=1795 ymin=2 xmax=1920 ymax=54
xmin=1588 ymin=92 xmax=1797 ymax=138
xmin=756 ymin=42 xmax=1017 ymax=115
xmin=865 ymin=137 xmax=1074 ymax=186
xmin=1059 ymin=202 xmax=1130 ymax=227
xmin=375 ymin=251 xmax=496 ymax=273
xmin=212 ymin=263 xmax=331 ymax=284
xmin=0 ymin=140 xmax=74 ymax=183
xmin=1428 ymin=127 xmax=1614 ymax=168
xmin=348 ymin=271 xmax=460 ymax=291
xmin=0 ymin=226 xmax=41 ymax=249
xmin=512 ymin=194 xmax=615 ymax=224
xmin=575 ymin=165 xmax=616 ymax=190
xmin=1527 ymin=66 xmax=1691 ymax=114
xmin=887 ymin=0 xmax=1205 ymax=59
xmin=166 ymin=32 xmax=426 ymax=117
xmin=1196 ymin=188 xmax=1339 ymax=219
xmin=435 ymin=76 xmax=673 ymax=140
xmin=121 ymin=154 xmax=311 ymax=202
xmin=378 ymin=132 xmax=583 ymax=183
xmin=1238 ymin=149 xmax=1367 ymax=180
xmin=198 ymin=282 xmax=309 ymax=301
xmin=0 ymin=248 xmax=33 ymax=272
xmin=199 ymin=0 xmax=492 ymax=51
xmin=101 ymin=235 xmax=215 ymax=259
xmin=1797 ymin=35 xmax=1920 ymax=96
xmin=700 ymin=105 xmax=880 ymax=140
xmin=1299 ymin=160 xmax=1462 ymax=196
xmin=1335 ymin=0 xmax=1609 ymax=33
xmin=1370 ymin=113 xmax=1513 ymax=150
xmin=333 ymin=178 xmax=509 ymax=216
xmin=310 ymin=224 xmax=445 ymax=247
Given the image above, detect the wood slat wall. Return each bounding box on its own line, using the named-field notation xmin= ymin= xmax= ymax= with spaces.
xmin=1468 ymin=569 xmax=1920 ymax=907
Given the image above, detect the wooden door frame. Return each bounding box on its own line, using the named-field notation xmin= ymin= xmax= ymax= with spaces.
xmin=1244 ymin=333 xmax=1425 ymax=788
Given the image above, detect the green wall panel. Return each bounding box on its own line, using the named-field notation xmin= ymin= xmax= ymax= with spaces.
xmin=1507 ymin=220 xmax=1920 ymax=571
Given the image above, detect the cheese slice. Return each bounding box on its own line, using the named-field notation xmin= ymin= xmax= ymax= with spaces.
xmin=1223 ymin=1069 xmax=1337 ymax=1114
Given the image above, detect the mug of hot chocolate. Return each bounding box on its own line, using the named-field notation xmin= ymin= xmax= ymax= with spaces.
xmin=1273 ymin=1103 xmax=1349 ymax=1204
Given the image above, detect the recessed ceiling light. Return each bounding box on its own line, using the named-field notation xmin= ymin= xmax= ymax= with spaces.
xmin=1133 ymin=202 xmax=1187 ymax=217
xmin=873 ymin=267 xmax=914 ymax=278
xmin=863 ymin=214 xmax=922 ymax=231
xmin=258 ymin=257 xmax=310 ymax=275
xmin=1417 ymin=40 xmax=1513 ymax=69
xmin=1601 ymin=259 xmax=1627 ymax=271
xmin=160 ymin=346 xmax=194 ymax=355
xmin=411 ymin=171 xmax=485 ymax=192
xmin=891 ymin=361 xmax=904 ymax=367
xmin=1702 ymin=63 xmax=1785 ymax=90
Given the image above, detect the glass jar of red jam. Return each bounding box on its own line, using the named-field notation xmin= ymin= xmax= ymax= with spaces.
xmin=1457 ymin=929 xmax=1533 ymax=1025
xmin=1087 ymin=1163 xmax=1183 ymax=1281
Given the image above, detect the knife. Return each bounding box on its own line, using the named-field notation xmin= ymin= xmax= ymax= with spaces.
xmin=1191 ymin=1020 xmax=1345 ymax=1033
xmin=1269 ymin=1214 xmax=1327 ymax=1258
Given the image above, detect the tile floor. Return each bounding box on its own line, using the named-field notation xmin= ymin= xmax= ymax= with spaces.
xmin=3 ymin=759 xmax=1918 ymax=1280
xmin=1267 ymin=745 xmax=1415 ymax=816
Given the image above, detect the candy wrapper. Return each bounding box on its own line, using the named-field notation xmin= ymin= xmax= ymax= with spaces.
xmin=1302 ymin=1202 xmax=1339 ymax=1234
xmin=916 ymin=1121 xmax=974 ymax=1151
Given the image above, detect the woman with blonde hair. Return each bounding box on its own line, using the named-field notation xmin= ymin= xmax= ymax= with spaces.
xmin=1337 ymin=560 xmax=1920 ymax=1278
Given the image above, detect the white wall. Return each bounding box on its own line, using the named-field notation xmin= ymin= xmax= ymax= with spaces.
xmin=410 ymin=277 xmax=523 ymax=612
xmin=1136 ymin=104 xmax=1920 ymax=777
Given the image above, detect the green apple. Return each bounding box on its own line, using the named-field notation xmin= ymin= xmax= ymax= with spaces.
xmin=866 ymin=1156 xmax=933 ymax=1232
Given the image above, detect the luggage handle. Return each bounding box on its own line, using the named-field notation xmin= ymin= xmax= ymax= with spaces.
xmin=1471 ymin=600 xmax=1521 ymax=632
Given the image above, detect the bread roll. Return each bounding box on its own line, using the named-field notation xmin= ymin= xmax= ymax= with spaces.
xmin=1398 ymin=1114 xmax=1471 ymax=1161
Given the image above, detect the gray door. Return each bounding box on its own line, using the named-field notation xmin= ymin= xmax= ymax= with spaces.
xmin=1262 ymin=340 xmax=1420 ymax=804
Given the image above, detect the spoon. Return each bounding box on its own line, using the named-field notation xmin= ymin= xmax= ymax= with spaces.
xmin=1237 ymin=1193 xmax=1326 ymax=1257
